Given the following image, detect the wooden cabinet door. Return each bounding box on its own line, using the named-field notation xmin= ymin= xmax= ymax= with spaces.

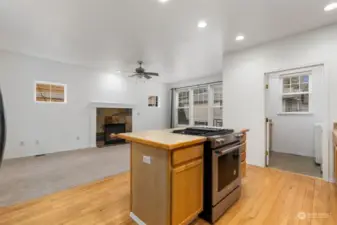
xmin=171 ymin=159 xmax=203 ymax=225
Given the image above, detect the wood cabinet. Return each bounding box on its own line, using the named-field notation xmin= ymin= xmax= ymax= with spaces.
xmin=130 ymin=143 xmax=204 ymax=225
xmin=240 ymin=133 xmax=247 ymax=177
xmin=335 ymin=146 xmax=337 ymax=183
xmin=172 ymin=159 xmax=203 ymax=225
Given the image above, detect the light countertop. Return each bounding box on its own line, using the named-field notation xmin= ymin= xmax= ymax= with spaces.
xmin=117 ymin=129 xmax=207 ymax=150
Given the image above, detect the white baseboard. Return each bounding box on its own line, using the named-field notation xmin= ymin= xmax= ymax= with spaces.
xmin=130 ymin=212 xmax=146 ymax=225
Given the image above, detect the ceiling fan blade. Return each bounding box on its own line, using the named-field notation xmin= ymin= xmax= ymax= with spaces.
xmin=144 ymin=74 xmax=152 ymax=79
xmin=129 ymin=74 xmax=139 ymax=77
xmin=144 ymin=72 xmax=159 ymax=76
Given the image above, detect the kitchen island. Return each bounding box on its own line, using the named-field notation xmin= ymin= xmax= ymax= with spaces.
xmin=118 ymin=130 xmax=207 ymax=225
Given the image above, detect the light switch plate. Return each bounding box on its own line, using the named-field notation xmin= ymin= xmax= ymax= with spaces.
xmin=143 ymin=155 xmax=151 ymax=164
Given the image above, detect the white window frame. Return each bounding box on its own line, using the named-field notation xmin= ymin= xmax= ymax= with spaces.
xmin=174 ymin=82 xmax=223 ymax=127
xmin=35 ymin=81 xmax=67 ymax=104
xmin=278 ymin=72 xmax=312 ymax=115
xmin=210 ymin=84 xmax=223 ymax=127
xmin=175 ymin=89 xmax=190 ymax=126
xmin=192 ymin=85 xmax=209 ymax=126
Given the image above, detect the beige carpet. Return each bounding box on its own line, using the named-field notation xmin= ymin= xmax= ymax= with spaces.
xmin=0 ymin=144 xmax=130 ymax=206
xmin=269 ymin=151 xmax=322 ymax=178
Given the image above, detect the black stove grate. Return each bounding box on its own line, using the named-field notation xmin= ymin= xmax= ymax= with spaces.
xmin=173 ymin=127 xmax=234 ymax=137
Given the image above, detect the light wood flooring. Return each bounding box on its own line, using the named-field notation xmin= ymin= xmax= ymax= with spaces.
xmin=0 ymin=166 xmax=336 ymax=225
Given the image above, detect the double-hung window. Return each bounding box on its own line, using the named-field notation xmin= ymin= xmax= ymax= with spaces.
xmin=174 ymin=82 xmax=223 ymax=127
xmin=281 ymin=73 xmax=311 ymax=113
xmin=177 ymin=90 xmax=190 ymax=125
xmin=193 ymin=87 xmax=209 ymax=126
xmin=211 ymin=84 xmax=223 ymax=127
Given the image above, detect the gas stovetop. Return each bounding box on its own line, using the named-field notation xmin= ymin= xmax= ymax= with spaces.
xmin=172 ymin=127 xmax=242 ymax=149
xmin=172 ymin=127 xmax=234 ymax=137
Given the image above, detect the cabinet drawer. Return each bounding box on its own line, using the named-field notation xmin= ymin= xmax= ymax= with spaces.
xmin=241 ymin=151 xmax=246 ymax=162
xmin=241 ymin=162 xmax=247 ymax=177
xmin=172 ymin=145 xmax=203 ymax=166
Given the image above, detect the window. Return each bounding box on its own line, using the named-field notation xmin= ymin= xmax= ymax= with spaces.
xmin=174 ymin=82 xmax=223 ymax=127
xmin=148 ymin=96 xmax=159 ymax=107
xmin=281 ymin=74 xmax=310 ymax=113
xmin=193 ymin=87 xmax=208 ymax=126
xmin=177 ymin=90 xmax=190 ymax=125
xmin=35 ymin=81 xmax=66 ymax=103
xmin=212 ymin=84 xmax=223 ymax=127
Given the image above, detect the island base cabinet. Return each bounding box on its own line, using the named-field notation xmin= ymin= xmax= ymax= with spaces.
xmin=171 ymin=159 xmax=203 ymax=225
xmin=130 ymin=143 xmax=204 ymax=225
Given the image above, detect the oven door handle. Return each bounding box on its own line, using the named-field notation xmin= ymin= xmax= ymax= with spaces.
xmin=215 ymin=143 xmax=244 ymax=156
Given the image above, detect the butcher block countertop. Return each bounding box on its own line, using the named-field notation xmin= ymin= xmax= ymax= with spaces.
xmin=117 ymin=129 xmax=207 ymax=150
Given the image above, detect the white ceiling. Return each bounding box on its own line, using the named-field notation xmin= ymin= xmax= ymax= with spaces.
xmin=0 ymin=0 xmax=337 ymax=82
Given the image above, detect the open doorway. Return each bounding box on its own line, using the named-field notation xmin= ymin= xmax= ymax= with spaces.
xmin=264 ymin=65 xmax=328 ymax=178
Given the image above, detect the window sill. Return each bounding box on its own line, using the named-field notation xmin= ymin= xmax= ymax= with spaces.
xmin=277 ymin=112 xmax=313 ymax=116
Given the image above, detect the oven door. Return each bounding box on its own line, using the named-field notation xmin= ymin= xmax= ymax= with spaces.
xmin=212 ymin=143 xmax=243 ymax=205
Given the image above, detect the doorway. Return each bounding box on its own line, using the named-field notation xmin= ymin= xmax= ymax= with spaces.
xmin=264 ymin=65 xmax=327 ymax=178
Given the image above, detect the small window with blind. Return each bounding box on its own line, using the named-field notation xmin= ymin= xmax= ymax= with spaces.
xmin=35 ymin=81 xmax=67 ymax=103
xmin=281 ymin=74 xmax=310 ymax=113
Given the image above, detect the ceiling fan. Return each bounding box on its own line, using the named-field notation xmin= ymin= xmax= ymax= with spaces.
xmin=129 ymin=61 xmax=159 ymax=79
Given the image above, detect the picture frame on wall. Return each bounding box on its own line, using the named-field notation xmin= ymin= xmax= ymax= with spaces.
xmin=35 ymin=81 xmax=67 ymax=103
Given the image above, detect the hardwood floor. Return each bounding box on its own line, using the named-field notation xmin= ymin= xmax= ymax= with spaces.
xmin=0 ymin=166 xmax=336 ymax=225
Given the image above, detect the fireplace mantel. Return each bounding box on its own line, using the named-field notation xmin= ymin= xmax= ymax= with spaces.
xmin=90 ymin=101 xmax=136 ymax=109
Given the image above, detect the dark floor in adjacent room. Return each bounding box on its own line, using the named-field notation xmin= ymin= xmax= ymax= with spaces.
xmin=269 ymin=151 xmax=322 ymax=178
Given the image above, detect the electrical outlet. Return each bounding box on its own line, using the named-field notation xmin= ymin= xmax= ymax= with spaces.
xmin=36 ymin=140 xmax=39 ymax=145
xmin=143 ymin=155 xmax=151 ymax=164
xmin=20 ymin=141 xmax=24 ymax=146
xmin=77 ymin=136 xmax=80 ymax=140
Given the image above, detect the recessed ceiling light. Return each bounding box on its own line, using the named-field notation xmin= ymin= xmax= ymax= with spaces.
xmin=116 ymin=70 xmax=121 ymax=73
xmin=158 ymin=0 xmax=169 ymax=3
xmin=198 ymin=21 xmax=207 ymax=28
xmin=236 ymin=35 xmax=245 ymax=41
xmin=324 ymin=2 xmax=337 ymax=11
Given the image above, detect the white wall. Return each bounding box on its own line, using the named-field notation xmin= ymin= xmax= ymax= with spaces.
xmin=223 ymin=24 xmax=337 ymax=181
xmin=0 ymin=51 xmax=170 ymax=159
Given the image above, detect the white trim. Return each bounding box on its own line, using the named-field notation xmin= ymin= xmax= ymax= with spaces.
xmin=277 ymin=112 xmax=313 ymax=115
xmin=264 ymin=63 xmax=324 ymax=75
xmin=130 ymin=212 xmax=146 ymax=225
xmin=89 ymin=101 xmax=136 ymax=109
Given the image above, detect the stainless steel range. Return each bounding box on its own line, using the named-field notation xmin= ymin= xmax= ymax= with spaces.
xmin=173 ymin=127 xmax=244 ymax=224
